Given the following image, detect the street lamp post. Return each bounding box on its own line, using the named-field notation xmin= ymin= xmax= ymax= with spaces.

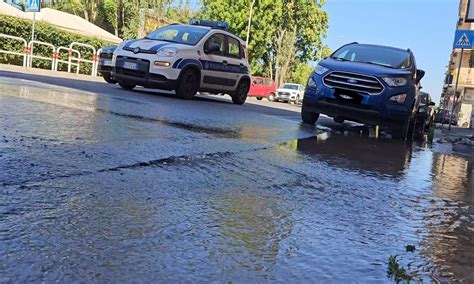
xmin=246 ymin=0 xmax=256 ymax=47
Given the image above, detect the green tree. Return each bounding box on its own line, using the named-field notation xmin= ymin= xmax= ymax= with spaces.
xmin=289 ymin=61 xmax=313 ymax=85
xmin=200 ymin=0 xmax=328 ymax=85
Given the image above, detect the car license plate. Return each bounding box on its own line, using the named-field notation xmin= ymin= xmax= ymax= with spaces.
xmin=102 ymin=60 xmax=113 ymax=66
xmin=123 ymin=62 xmax=138 ymax=70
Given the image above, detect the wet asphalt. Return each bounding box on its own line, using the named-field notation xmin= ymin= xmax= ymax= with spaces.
xmin=0 ymin=71 xmax=473 ymax=283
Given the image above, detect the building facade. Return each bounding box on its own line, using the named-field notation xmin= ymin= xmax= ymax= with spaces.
xmin=442 ymin=0 xmax=474 ymax=128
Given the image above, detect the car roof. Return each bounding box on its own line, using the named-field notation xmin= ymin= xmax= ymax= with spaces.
xmin=170 ymin=23 xmax=245 ymax=44
xmin=346 ymin=43 xmax=410 ymax=54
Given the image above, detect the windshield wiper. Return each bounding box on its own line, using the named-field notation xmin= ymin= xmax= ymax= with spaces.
xmin=332 ymin=56 xmax=350 ymax=62
xmin=359 ymin=61 xmax=395 ymax=68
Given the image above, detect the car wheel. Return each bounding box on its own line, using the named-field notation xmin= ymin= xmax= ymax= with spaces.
xmin=268 ymin=93 xmax=275 ymax=102
xmin=232 ymin=80 xmax=249 ymax=105
xmin=103 ymin=73 xmax=117 ymax=84
xmin=391 ymin=114 xmax=416 ymax=140
xmin=176 ymin=69 xmax=199 ymax=100
xmin=301 ymin=108 xmax=319 ymax=125
xmin=295 ymin=96 xmax=300 ymax=105
xmin=118 ymin=82 xmax=136 ymax=90
xmin=256 ymin=97 xmax=263 ymax=101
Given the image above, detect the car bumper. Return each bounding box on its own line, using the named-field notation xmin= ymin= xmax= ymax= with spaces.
xmin=111 ymin=57 xmax=177 ymax=90
xmin=276 ymin=94 xmax=297 ymax=101
xmin=303 ymin=94 xmax=410 ymax=126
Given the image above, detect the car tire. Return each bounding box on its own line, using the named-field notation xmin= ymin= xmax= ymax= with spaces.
xmin=391 ymin=114 xmax=416 ymax=140
xmin=295 ymin=96 xmax=300 ymax=105
xmin=268 ymin=93 xmax=275 ymax=102
xmin=232 ymin=80 xmax=249 ymax=105
xmin=118 ymin=82 xmax=136 ymax=90
xmin=103 ymin=74 xmax=117 ymax=84
xmin=301 ymin=108 xmax=319 ymax=125
xmin=256 ymin=97 xmax=263 ymax=101
xmin=176 ymin=69 xmax=199 ymax=100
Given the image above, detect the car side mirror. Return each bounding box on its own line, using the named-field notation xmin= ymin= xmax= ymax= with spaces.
xmin=429 ymin=102 xmax=436 ymax=106
xmin=415 ymin=69 xmax=425 ymax=84
xmin=204 ymin=43 xmax=220 ymax=54
xmin=252 ymin=80 xmax=257 ymax=85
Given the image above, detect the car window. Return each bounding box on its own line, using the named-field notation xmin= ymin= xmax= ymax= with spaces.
xmin=146 ymin=25 xmax=209 ymax=45
xmin=282 ymin=84 xmax=299 ymax=90
xmin=227 ymin=36 xmax=241 ymax=58
xmin=204 ymin=33 xmax=225 ymax=56
xmin=254 ymin=78 xmax=264 ymax=85
xmin=240 ymin=44 xmax=246 ymax=59
xmin=265 ymin=79 xmax=272 ymax=86
xmin=332 ymin=44 xmax=412 ymax=69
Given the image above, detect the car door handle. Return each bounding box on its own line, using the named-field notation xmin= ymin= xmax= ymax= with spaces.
xmin=223 ymin=60 xmax=228 ymax=65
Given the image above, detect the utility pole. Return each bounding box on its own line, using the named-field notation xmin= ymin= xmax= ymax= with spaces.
xmin=246 ymin=0 xmax=256 ymax=47
xmin=450 ymin=48 xmax=464 ymax=130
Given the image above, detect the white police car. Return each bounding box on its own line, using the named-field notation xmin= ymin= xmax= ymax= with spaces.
xmin=111 ymin=20 xmax=251 ymax=105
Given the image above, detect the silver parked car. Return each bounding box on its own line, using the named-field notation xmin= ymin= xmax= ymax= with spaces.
xmin=275 ymin=83 xmax=305 ymax=104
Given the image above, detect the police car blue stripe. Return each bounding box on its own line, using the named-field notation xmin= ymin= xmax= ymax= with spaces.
xmin=172 ymin=58 xmax=183 ymax=68
xmin=177 ymin=59 xmax=203 ymax=70
xmin=199 ymin=59 xmax=248 ymax=74
xmin=149 ymin=43 xmax=170 ymax=52
xmin=123 ymin=39 xmax=139 ymax=48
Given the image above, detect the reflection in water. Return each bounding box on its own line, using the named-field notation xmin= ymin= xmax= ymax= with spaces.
xmin=423 ymin=154 xmax=474 ymax=281
xmin=289 ymin=132 xmax=412 ymax=177
xmin=210 ymin=191 xmax=291 ymax=277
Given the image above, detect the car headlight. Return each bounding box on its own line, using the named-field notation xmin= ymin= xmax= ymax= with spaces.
xmin=315 ymin=64 xmax=329 ymax=75
xmin=307 ymin=76 xmax=317 ymax=88
xmin=382 ymin=77 xmax=408 ymax=87
xmin=157 ymin=47 xmax=178 ymax=57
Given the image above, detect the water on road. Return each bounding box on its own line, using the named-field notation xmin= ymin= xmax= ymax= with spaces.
xmin=1 ymin=75 xmax=473 ymax=282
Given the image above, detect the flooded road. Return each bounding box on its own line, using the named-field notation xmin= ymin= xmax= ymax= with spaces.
xmin=1 ymin=74 xmax=473 ymax=282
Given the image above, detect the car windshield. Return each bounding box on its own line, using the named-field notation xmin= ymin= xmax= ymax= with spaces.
xmin=146 ymin=25 xmax=209 ymax=45
xmin=282 ymin=84 xmax=299 ymax=90
xmin=331 ymin=44 xmax=412 ymax=69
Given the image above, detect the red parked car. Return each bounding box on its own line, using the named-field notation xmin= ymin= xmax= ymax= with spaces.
xmin=248 ymin=77 xmax=277 ymax=101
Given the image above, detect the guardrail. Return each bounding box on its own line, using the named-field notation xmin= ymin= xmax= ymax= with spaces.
xmin=0 ymin=33 xmax=105 ymax=76
xmin=69 ymin=42 xmax=97 ymax=76
xmin=0 ymin=34 xmax=28 ymax=67
xmin=55 ymin=47 xmax=81 ymax=74
xmin=27 ymin=40 xmax=56 ymax=70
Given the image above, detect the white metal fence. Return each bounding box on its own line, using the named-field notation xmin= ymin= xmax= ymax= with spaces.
xmin=0 ymin=33 xmax=105 ymax=76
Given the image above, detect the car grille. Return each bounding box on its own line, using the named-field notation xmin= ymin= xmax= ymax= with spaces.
xmin=99 ymin=52 xmax=113 ymax=59
xmin=123 ymin=47 xmax=156 ymax=54
xmin=278 ymin=92 xmax=290 ymax=96
xmin=323 ymin=71 xmax=384 ymax=94
xmin=115 ymin=56 xmax=150 ymax=78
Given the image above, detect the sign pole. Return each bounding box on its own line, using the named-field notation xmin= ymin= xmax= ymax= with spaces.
xmin=450 ymin=48 xmax=464 ymax=131
xmin=31 ymin=11 xmax=36 ymax=43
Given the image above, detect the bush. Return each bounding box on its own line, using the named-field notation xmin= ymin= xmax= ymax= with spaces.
xmin=0 ymin=14 xmax=116 ymax=74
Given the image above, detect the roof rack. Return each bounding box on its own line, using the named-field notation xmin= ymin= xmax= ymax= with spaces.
xmin=189 ymin=19 xmax=230 ymax=30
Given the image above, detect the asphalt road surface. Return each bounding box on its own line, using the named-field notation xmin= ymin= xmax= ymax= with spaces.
xmin=1 ymin=71 xmax=473 ymax=282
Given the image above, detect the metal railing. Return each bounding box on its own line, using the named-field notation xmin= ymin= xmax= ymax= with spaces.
xmin=55 ymin=47 xmax=81 ymax=74
xmin=0 ymin=33 xmax=108 ymax=76
xmin=27 ymin=40 xmax=56 ymax=70
xmin=0 ymin=34 xmax=28 ymax=67
xmin=69 ymin=42 xmax=97 ymax=76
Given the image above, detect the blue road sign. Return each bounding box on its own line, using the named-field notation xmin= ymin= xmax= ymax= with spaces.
xmin=25 ymin=0 xmax=40 ymax=12
xmin=453 ymin=30 xmax=474 ymax=49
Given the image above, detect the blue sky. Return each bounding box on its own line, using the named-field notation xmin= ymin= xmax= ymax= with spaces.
xmin=323 ymin=0 xmax=459 ymax=102
xmin=180 ymin=0 xmax=458 ymax=102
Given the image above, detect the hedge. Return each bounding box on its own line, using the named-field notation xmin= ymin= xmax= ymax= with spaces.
xmin=0 ymin=14 xmax=116 ymax=74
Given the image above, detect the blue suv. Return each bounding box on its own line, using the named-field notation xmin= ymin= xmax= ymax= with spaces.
xmin=302 ymin=43 xmax=425 ymax=138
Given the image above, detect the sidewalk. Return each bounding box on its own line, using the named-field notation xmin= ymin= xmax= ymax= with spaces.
xmin=435 ymin=124 xmax=474 ymax=156
xmin=0 ymin=63 xmax=104 ymax=83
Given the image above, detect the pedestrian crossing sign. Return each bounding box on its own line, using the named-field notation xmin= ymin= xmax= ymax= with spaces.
xmin=25 ymin=0 xmax=40 ymax=12
xmin=453 ymin=30 xmax=474 ymax=49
